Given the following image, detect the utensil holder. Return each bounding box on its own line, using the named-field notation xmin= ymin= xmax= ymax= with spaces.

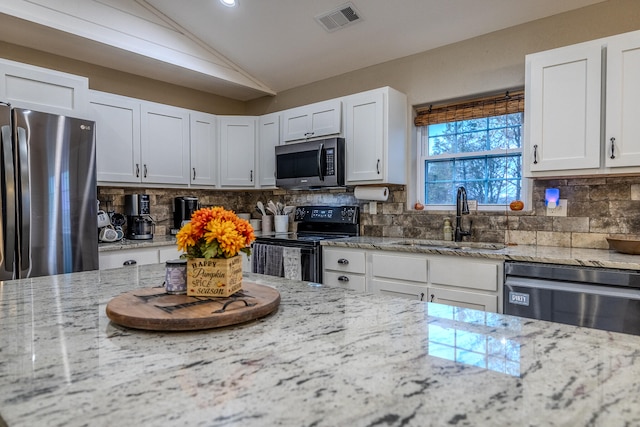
xmin=262 ymin=215 xmax=273 ymax=233
xmin=274 ymin=215 xmax=289 ymax=233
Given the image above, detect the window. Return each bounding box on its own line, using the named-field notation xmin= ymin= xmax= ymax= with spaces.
xmin=415 ymin=91 xmax=525 ymax=208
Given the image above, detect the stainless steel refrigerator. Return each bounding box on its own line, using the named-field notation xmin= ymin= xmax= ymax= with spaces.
xmin=0 ymin=103 xmax=98 ymax=280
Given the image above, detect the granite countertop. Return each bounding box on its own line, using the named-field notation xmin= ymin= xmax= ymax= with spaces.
xmin=99 ymin=235 xmax=177 ymax=252
xmin=2 ymin=265 xmax=640 ymax=426
xmin=322 ymin=236 xmax=640 ymax=270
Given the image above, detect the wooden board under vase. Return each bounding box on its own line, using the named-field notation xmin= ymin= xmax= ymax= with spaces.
xmin=106 ymin=281 xmax=280 ymax=331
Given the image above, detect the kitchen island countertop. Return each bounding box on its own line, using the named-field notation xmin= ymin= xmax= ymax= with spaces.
xmin=1 ymin=264 xmax=640 ymax=426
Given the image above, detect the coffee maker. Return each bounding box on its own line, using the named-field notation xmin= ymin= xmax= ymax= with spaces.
xmin=125 ymin=194 xmax=155 ymax=240
xmin=172 ymin=196 xmax=199 ymax=234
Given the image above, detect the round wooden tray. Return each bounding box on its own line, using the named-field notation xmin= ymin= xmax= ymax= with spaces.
xmin=106 ymin=281 xmax=280 ymax=331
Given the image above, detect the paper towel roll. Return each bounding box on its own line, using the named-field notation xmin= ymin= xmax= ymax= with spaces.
xmin=354 ymin=186 xmax=389 ymax=201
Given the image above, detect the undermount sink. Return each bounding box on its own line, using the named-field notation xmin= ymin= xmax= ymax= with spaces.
xmin=391 ymin=240 xmax=506 ymax=251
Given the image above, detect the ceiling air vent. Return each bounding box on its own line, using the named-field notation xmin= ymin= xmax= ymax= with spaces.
xmin=315 ymin=2 xmax=362 ymax=32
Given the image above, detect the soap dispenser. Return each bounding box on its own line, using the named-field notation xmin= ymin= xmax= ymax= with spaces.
xmin=443 ymin=218 xmax=453 ymax=241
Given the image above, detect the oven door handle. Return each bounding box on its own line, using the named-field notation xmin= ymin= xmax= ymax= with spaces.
xmin=317 ymin=142 xmax=324 ymax=182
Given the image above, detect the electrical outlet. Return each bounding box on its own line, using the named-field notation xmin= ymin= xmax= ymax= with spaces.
xmin=547 ymin=199 xmax=567 ymax=217
xmin=369 ymin=201 xmax=377 ymax=215
xmin=467 ymin=200 xmax=477 ymax=212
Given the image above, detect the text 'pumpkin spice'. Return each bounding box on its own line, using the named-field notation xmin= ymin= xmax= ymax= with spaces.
xmin=176 ymin=206 xmax=255 ymax=297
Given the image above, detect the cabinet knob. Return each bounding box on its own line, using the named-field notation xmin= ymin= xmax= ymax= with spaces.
xmin=419 ymin=292 xmax=424 ymax=301
xmin=610 ymin=137 xmax=616 ymax=160
xmin=430 ymin=294 xmax=435 ymax=302
xmin=337 ymin=258 xmax=349 ymax=265
xmin=337 ymin=275 xmax=349 ymax=282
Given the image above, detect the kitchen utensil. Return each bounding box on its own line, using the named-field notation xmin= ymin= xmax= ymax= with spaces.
xmin=283 ymin=206 xmax=294 ymax=215
xmin=267 ymin=200 xmax=279 ymax=215
xmin=257 ymin=201 xmax=267 ymax=216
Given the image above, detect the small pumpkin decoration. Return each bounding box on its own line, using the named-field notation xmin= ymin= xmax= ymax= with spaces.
xmin=509 ymin=200 xmax=524 ymax=211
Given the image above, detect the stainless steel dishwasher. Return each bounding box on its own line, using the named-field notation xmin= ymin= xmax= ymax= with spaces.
xmin=504 ymin=261 xmax=640 ymax=335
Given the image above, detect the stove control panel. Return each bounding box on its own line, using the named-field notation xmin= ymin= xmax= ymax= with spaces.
xmin=294 ymin=206 xmax=360 ymax=224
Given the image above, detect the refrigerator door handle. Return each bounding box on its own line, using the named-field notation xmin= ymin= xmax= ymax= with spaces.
xmin=17 ymin=127 xmax=31 ymax=273
xmin=1 ymin=124 xmax=16 ymax=273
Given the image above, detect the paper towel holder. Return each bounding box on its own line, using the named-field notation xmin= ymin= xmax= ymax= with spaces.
xmin=354 ymin=186 xmax=389 ymax=201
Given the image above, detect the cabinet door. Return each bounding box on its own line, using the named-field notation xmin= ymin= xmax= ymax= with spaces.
xmin=258 ymin=113 xmax=280 ymax=187
xmin=323 ymin=248 xmax=366 ymax=274
xmin=345 ymin=91 xmax=385 ymax=182
xmin=219 ymin=116 xmax=256 ymax=187
xmin=190 ymin=112 xmax=218 ymax=186
xmin=525 ymin=41 xmax=602 ymax=173
xmin=282 ymin=99 xmax=341 ymax=142
xmin=369 ymin=279 xmax=428 ymax=300
xmin=605 ymin=33 xmax=640 ymax=168
xmin=140 ymin=103 xmax=190 ymax=184
xmin=428 ymin=286 xmax=498 ymax=312
xmin=90 ymin=91 xmax=141 ymax=183
xmin=324 ymin=271 xmax=366 ymax=292
xmin=0 ymin=58 xmax=89 ymax=117
xmin=371 ymin=252 xmax=427 ymax=283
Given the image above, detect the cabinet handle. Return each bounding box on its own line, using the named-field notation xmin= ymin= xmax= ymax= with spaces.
xmin=610 ymin=137 xmax=616 ymax=159
xmin=338 ymin=275 xmax=349 ymax=282
xmin=304 ymin=132 xmax=314 ymax=138
xmin=376 ymin=159 xmax=380 ymax=174
xmin=419 ymin=292 xmax=424 ymax=301
xmin=143 ymin=164 xmax=148 ymax=178
xmin=430 ymin=294 xmax=435 ymax=302
xmin=135 ymin=163 xmax=140 ymax=178
xmin=533 ymin=145 xmax=538 ymax=164
xmin=193 ymin=168 xmax=196 ymax=180
xmin=250 ymin=169 xmax=253 ymax=182
xmin=337 ymin=258 xmax=349 ymax=265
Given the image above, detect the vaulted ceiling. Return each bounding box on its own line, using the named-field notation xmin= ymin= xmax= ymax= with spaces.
xmin=0 ymin=0 xmax=605 ymax=100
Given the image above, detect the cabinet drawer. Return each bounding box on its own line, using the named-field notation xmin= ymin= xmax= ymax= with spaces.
xmin=323 ymin=248 xmax=366 ymax=274
xmin=430 ymin=257 xmax=499 ymax=291
xmin=369 ymin=278 xmax=428 ymax=301
xmin=428 ymin=286 xmax=498 ymax=313
xmin=99 ymin=248 xmax=159 ymax=270
xmin=371 ymin=253 xmax=427 ymax=283
xmin=323 ymin=271 xmax=366 ymax=292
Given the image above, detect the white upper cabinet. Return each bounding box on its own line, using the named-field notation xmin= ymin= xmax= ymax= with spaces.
xmin=90 ymin=91 xmax=141 ymax=183
xmin=605 ymin=32 xmax=640 ymax=168
xmin=140 ymin=102 xmax=190 ymax=185
xmin=282 ymin=99 xmax=341 ymax=142
xmin=525 ymin=29 xmax=640 ymax=177
xmin=190 ymin=112 xmax=218 ymax=187
xmin=219 ymin=116 xmax=257 ymax=187
xmin=0 ymin=58 xmax=89 ymax=118
xmin=258 ymin=112 xmax=281 ymax=187
xmin=344 ymin=87 xmax=407 ymax=185
xmin=90 ymin=91 xmax=190 ymax=185
xmin=524 ymin=39 xmax=603 ymax=175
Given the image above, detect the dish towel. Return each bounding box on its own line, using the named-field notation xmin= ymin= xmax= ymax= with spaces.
xmin=252 ymin=243 xmax=284 ymax=277
xmin=282 ymin=247 xmax=302 ymax=280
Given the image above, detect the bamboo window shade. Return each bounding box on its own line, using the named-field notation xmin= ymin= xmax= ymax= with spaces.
xmin=414 ymin=90 xmax=524 ymax=127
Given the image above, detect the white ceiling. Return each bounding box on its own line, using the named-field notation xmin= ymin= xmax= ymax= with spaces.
xmin=0 ymin=0 xmax=605 ymax=100
xmin=144 ymin=0 xmax=604 ymax=94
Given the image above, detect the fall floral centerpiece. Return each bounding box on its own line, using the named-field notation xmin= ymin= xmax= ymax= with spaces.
xmin=176 ymin=207 xmax=255 ymax=297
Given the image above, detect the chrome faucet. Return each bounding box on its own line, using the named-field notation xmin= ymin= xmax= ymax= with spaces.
xmin=454 ymin=186 xmax=471 ymax=242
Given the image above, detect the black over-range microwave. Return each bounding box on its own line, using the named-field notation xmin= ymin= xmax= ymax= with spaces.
xmin=275 ymin=138 xmax=345 ymax=189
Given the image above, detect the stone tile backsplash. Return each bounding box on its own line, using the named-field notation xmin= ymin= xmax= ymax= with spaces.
xmin=98 ymin=175 xmax=640 ymax=249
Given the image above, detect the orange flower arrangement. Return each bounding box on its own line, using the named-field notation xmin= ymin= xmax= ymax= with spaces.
xmin=176 ymin=207 xmax=255 ymax=259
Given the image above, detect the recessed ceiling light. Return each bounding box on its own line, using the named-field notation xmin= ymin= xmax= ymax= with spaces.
xmin=220 ymin=0 xmax=237 ymax=7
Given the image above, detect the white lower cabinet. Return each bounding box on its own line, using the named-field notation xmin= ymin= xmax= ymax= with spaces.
xmin=100 ymin=245 xmax=182 ymax=270
xmin=322 ymin=247 xmax=504 ymax=313
xmin=322 ymin=248 xmax=366 ymax=292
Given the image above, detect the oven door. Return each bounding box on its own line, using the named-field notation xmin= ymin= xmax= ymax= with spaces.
xmin=251 ymin=241 xmax=321 ymax=283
